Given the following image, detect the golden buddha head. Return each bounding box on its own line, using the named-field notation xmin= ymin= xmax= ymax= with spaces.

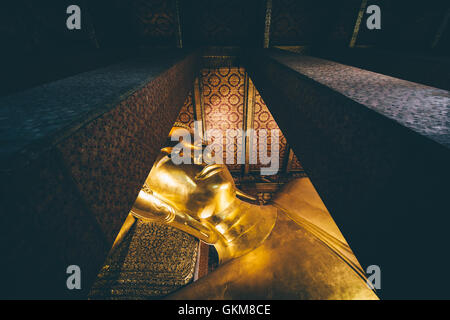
xmin=131 ymin=124 xmax=277 ymax=262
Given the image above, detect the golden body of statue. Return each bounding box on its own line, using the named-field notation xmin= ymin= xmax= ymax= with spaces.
xmin=125 ymin=126 xmax=378 ymax=300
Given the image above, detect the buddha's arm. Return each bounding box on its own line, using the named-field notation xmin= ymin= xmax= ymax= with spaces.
xmin=271 ymin=177 xmax=366 ymax=279
xmin=166 ymin=177 xmax=378 ymax=300
xmin=166 ymin=212 xmax=378 ymax=300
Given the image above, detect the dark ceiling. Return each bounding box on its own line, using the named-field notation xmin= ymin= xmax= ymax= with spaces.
xmin=0 ymin=0 xmax=448 ymax=96
xmin=1 ymin=0 xmax=448 ymax=52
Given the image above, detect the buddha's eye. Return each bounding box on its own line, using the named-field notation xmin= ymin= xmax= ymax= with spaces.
xmin=195 ymin=164 xmax=224 ymax=181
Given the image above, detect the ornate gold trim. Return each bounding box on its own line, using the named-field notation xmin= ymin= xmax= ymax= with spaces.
xmin=349 ymin=0 xmax=368 ymax=48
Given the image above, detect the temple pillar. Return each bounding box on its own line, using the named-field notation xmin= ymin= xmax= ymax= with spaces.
xmin=244 ymin=49 xmax=450 ymax=299
xmin=0 ymin=49 xmax=200 ymax=298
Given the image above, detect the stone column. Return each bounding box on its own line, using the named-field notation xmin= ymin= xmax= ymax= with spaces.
xmin=244 ymin=48 xmax=450 ymax=299
xmin=0 ymin=49 xmax=200 ymax=299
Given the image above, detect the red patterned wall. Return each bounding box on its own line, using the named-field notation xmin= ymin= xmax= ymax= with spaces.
xmin=174 ymin=90 xmax=195 ymax=131
xmin=249 ymin=89 xmax=288 ymax=172
xmin=172 ymin=68 xmax=303 ymax=174
xmin=202 ymin=67 xmax=245 ymax=171
xmin=290 ymin=153 xmax=303 ymax=171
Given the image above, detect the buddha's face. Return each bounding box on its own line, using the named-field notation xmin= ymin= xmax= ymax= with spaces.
xmin=131 ymin=127 xmax=277 ymax=262
xmin=146 ymin=145 xmax=236 ymax=222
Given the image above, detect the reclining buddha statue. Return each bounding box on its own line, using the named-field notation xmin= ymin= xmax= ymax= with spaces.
xmin=127 ymin=124 xmax=378 ymax=300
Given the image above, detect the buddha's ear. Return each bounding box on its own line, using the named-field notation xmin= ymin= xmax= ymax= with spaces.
xmin=236 ymin=188 xmax=257 ymax=202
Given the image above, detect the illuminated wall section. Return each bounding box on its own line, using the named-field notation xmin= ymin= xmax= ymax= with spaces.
xmin=173 ymin=68 xmax=303 ymax=174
